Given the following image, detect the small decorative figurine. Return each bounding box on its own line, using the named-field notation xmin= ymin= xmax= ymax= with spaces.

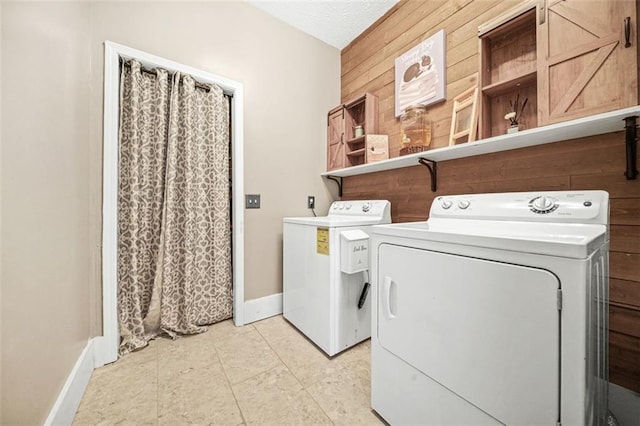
xmin=504 ymin=94 xmax=528 ymax=133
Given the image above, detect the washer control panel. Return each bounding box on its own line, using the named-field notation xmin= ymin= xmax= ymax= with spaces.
xmin=430 ymin=191 xmax=609 ymax=224
xmin=329 ymin=200 xmax=391 ymax=220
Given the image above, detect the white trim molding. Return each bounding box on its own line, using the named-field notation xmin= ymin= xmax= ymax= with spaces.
xmin=243 ymin=293 xmax=283 ymax=324
xmin=102 ymin=41 xmax=245 ymax=365
xmin=44 ymin=338 xmax=99 ymax=426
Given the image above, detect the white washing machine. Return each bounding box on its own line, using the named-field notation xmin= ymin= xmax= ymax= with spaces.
xmin=370 ymin=191 xmax=609 ymax=425
xmin=283 ymin=200 xmax=391 ymax=356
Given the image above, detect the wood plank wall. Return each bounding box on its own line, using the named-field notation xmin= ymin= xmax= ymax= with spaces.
xmin=340 ymin=0 xmax=640 ymax=393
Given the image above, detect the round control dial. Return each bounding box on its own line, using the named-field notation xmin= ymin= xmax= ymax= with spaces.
xmin=362 ymin=202 xmax=371 ymax=213
xmin=529 ymin=196 xmax=558 ymax=214
xmin=441 ymin=200 xmax=453 ymax=209
xmin=458 ymin=200 xmax=470 ymax=210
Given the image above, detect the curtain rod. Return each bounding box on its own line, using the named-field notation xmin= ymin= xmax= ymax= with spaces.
xmin=121 ymin=59 xmax=233 ymax=98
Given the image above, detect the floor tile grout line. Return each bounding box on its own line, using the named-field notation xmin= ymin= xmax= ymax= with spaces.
xmin=219 ymin=326 xmax=287 ymax=387
xmin=211 ymin=324 xmax=255 ymax=425
xmin=255 ymin=322 xmax=307 ymax=389
xmin=304 ymin=387 xmax=337 ymax=426
xmin=157 ymin=321 xmax=248 ymax=424
xmin=254 ymin=318 xmax=337 ymax=425
xmin=254 ymin=317 xmax=339 ymax=390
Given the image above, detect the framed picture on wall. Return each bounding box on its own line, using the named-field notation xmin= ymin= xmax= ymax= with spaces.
xmin=395 ymin=29 xmax=446 ymax=117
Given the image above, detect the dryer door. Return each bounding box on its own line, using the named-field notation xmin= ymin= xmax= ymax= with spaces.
xmin=377 ymin=243 xmax=560 ymax=425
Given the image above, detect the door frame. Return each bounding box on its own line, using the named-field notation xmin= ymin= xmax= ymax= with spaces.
xmin=99 ymin=41 xmax=245 ymax=365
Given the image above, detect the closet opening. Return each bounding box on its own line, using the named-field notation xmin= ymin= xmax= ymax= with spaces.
xmin=100 ymin=41 xmax=245 ymax=366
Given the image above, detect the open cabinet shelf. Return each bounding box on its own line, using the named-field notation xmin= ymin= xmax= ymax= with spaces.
xmin=346 ymin=148 xmax=366 ymax=157
xmin=482 ymin=68 xmax=537 ymax=97
xmin=346 ymin=135 xmax=366 ymax=145
xmin=479 ymin=6 xmax=538 ymax=138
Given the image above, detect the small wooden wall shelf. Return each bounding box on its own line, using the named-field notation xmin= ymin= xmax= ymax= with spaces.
xmin=345 ymin=134 xmax=389 ymax=167
xmin=478 ymin=5 xmax=538 ymax=139
xmin=322 ymin=105 xmax=640 ymax=184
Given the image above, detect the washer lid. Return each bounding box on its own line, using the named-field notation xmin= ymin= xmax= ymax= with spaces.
xmin=284 ymin=215 xmax=387 ymax=227
xmin=372 ymin=218 xmax=607 ymax=259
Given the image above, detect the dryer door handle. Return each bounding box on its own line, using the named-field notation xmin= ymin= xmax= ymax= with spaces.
xmin=383 ymin=276 xmax=397 ymax=320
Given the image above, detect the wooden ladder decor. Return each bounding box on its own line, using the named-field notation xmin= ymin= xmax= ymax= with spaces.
xmin=449 ymin=84 xmax=479 ymax=146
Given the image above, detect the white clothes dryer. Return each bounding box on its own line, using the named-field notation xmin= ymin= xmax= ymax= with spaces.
xmin=370 ymin=191 xmax=609 ymax=425
xmin=283 ymin=200 xmax=391 ymax=356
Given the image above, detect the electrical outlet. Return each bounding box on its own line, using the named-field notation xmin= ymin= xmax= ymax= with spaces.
xmin=307 ymin=196 xmax=315 ymax=209
xmin=245 ymin=194 xmax=261 ymax=209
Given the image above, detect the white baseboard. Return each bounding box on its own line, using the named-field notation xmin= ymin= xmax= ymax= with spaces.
xmin=91 ymin=335 xmax=112 ymax=368
xmin=243 ymin=292 xmax=283 ymax=324
xmin=44 ymin=337 xmax=99 ymax=426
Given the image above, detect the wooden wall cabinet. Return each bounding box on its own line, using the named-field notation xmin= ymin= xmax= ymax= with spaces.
xmin=326 ymin=93 xmax=379 ymax=171
xmin=478 ymin=0 xmax=638 ymax=139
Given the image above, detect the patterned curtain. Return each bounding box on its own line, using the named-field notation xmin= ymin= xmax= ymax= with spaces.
xmin=118 ymin=60 xmax=232 ymax=356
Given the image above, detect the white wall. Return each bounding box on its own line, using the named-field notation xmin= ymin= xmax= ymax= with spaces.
xmin=87 ymin=1 xmax=341 ymax=320
xmin=1 ymin=2 xmax=91 ymax=423
xmin=1 ymin=1 xmax=340 ymax=422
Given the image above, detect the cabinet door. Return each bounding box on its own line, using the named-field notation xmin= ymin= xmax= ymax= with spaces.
xmin=538 ymin=0 xmax=638 ymax=125
xmin=327 ymin=107 xmax=345 ymax=171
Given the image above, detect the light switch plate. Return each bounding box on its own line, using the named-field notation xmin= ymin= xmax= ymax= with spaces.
xmin=245 ymin=194 xmax=261 ymax=209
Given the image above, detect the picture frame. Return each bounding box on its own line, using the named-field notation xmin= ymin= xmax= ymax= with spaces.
xmin=394 ymin=29 xmax=447 ymax=117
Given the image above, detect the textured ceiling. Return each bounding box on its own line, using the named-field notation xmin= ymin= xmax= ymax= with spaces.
xmin=246 ymin=0 xmax=399 ymax=50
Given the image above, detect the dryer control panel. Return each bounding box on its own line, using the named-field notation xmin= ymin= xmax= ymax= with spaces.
xmin=431 ymin=191 xmax=609 ymax=225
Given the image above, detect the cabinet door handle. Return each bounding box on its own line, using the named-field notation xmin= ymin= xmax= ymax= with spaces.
xmin=341 ymin=133 xmax=344 ymax=144
xmin=624 ymin=17 xmax=631 ymax=48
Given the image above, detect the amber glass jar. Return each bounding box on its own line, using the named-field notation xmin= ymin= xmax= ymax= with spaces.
xmin=400 ymin=105 xmax=432 ymax=155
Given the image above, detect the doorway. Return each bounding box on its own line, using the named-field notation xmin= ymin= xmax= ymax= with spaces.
xmin=100 ymin=41 xmax=245 ymax=366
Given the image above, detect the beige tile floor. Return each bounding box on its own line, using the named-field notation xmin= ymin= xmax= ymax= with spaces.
xmin=74 ymin=315 xmax=385 ymax=425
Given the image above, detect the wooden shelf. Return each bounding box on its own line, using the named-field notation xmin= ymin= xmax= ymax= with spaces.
xmin=346 ymin=135 xmax=366 ymax=145
xmin=482 ymin=69 xmax=537 ymax=97
xmin=322 ymin=105 xmax=640 ymax=178
xmin=346 ymin=148 xmax=366 ymax=157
